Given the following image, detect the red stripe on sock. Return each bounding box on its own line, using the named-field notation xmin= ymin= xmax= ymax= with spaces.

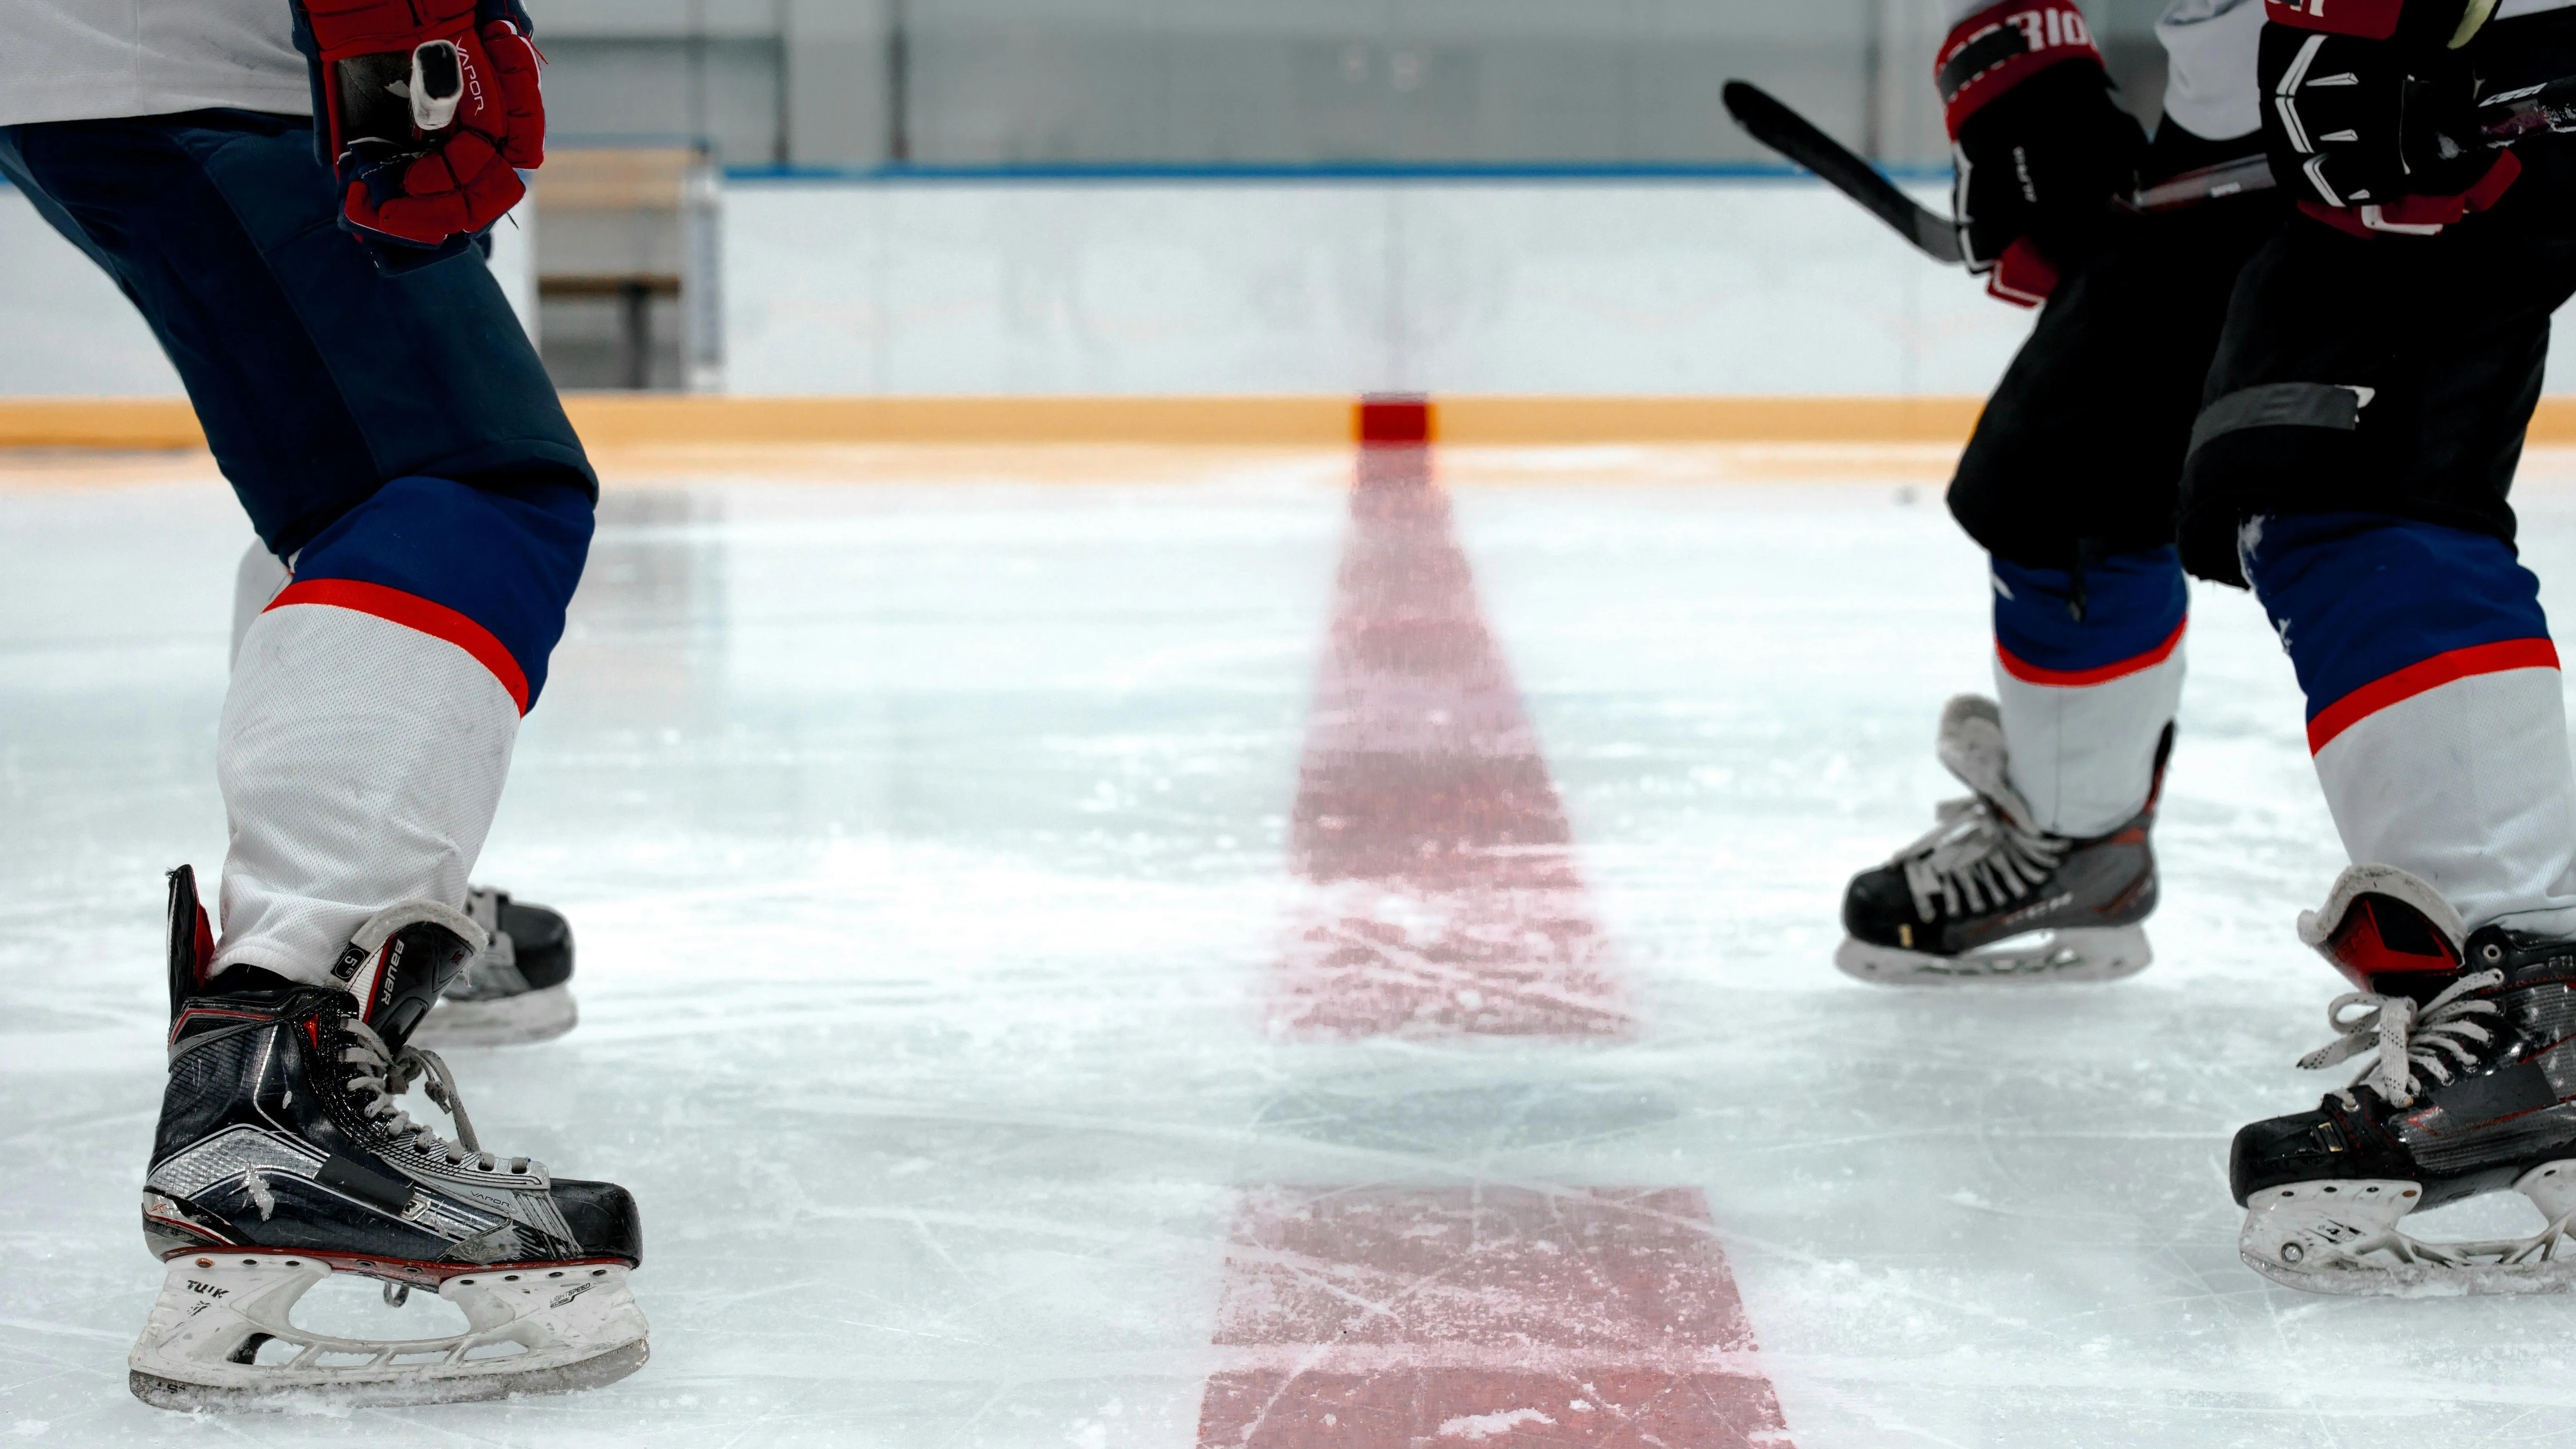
xmin=1274 ymin=443 xmax=1626 ymax=1038
xmin=1198 ymin=1187 xmax=1794 ymax=1449
xmin=2307 ymin=637 xmax=2560 ymax=754
xmin=264 ymin=578 xmax=530 ymax=715
xmin=1996 ymin=619 xmax=2186 ymax=688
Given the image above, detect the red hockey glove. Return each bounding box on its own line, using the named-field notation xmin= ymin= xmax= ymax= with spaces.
xmin=1937 ymin=0 xmax=2143 ymax=304
xmin=1937 ymin=0 xmax=2147 ymax=306
xmin=2259 ymin=0 xmax=2516 ymax=237
xmin=296 ymin=0 xmax=547 ymax=251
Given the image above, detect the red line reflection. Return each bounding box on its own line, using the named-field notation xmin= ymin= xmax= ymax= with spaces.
xmin=1273 ymin=437 xmax=1626 ymax=1038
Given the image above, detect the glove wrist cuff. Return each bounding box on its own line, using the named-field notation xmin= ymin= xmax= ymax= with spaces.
xmin=2262 ymin=0 xmax=2493 ymax=46
xmin=1937 ymin=0 xmax=2107 ymax=138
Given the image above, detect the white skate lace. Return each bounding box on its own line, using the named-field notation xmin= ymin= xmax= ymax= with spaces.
xmin=1896 ymin=794 xmax=2070 ymax=922
xmin=340 ymin=1020 xmax=536 ymax=1175
xmin=2297 ymin=969 xmax=2506 ymax=1110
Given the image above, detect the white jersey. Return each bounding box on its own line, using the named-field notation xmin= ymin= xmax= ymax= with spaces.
xmin=1938 ymin=0 xmax=2576 ymax=144
xmin=0 ymin=0 xmax=309 ymax=129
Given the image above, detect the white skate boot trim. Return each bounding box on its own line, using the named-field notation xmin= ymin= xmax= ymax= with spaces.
xmin=350 ymin=900 xmax=487 ymax=956
xmin=2241 ymin=1164 xmax=2576 ymax=1295
xmin=2297 ymin=863 xmax=2467 ymax=964
xmin=416 ymin=983 xmax=580 ymax=1047
xmin=1834 ymin=924 xmax=2150 ymax=985
xmin=339 ymin=900 xmax=489 ymax=1022
xmin=128 ymin=1251 xmax=648 ymax=1409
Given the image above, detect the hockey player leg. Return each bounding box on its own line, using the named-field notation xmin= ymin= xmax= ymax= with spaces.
xmin=233 ymin=536 xmax=580 ymax=1046
xmin=1839 ymin=548 xmax=2180 ymax=983
xmin=3 ymin=108 xmax=631 ymax=1399
xmin=135 ymin=475 xmax=633 ymax=1404
xmin=2224 ymin=514 xmax=2576 ymax=1293
xmin=1843 ymin=166 xmax=2276 ymax=988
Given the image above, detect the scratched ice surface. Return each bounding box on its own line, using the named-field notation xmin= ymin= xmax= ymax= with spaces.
xmin=12 ymin=444 xmax=2576 ymax=1446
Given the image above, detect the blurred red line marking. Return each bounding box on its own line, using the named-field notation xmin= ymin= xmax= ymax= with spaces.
xmin=1356 ymin=395 xmax=1433 ymax=446
xmin=1273 ymin=441 xmax=1627 ymax=1039
xmin=1197 ymin=1187 xmax=1794 ymax=1449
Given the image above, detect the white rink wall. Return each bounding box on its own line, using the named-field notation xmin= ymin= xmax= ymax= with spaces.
xmin=13 ymin=173 xmax=2576 ymax=398
xmin=718 ymin=177 xmax=2027 ymax=396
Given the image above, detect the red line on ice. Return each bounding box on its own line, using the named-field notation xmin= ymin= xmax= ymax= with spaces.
xmin=1270 ymin=435 xmax=1626 ymax=1039
xmin=1196 ymin=1187 xmax=1795 ymax=1449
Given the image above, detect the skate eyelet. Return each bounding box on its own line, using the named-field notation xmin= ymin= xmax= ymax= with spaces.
xmin=195 ymin=1258 xmax=212 ymax=1268
xmin=2323 ymin=1186 xmax=2338 ymax=1193
xmin=2405 ymin=1189 xmax=2420 ymax=1198
xmin=2282 ymin=1242 xmax=2304 ymax=1263
xmin=504 ymin=1274 xmax=520 ymax=1281
xmin=548 ymin=1270 xmax=563 ymax=1278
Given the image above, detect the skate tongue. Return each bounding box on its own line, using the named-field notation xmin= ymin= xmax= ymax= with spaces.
xmin=333 ymin=901 xmax=486 ymax=1050
xmin=163 ymin=865 xmax=216 ymax=1021
xmin=2298 ymin=864 xmax=2468 ymax=1000
xmin=1934 ymin=694 xmax=2042 ymax=832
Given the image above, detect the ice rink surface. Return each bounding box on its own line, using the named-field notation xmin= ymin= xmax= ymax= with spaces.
xmin=17 ymin=441 xmax=2576 ymax=1446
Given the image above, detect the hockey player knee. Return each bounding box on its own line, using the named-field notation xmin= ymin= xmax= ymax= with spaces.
xmin=1991 ymin=547 xmax=2187 ymax=685
xmin=270 ymin=473 xmax=594 ymax=712
xmin=2241 ymin=512 xmax=2554 ymax=757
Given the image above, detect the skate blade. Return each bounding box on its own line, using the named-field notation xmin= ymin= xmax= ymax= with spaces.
xmin=2240 ymin=1170 xmax=2576 ymax=1297
xmin=1833 ymin=925 xmax=2150 ymax=985
xmin=2240 ymin=1253 xmax=2576 ymax=1297
xmin=413 ymin=983 xmax=578 ymax=1047
xmin=129 ymin=1339 xmax=648 ymax=1410
xmin=128 ymin=1252 xmax=647 ymax=1410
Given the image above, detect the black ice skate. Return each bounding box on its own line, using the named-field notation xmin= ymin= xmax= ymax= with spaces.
xmin=414 ymin=885 xmax=578 ymax=1047
xmin=130 ymin=866 xmax=647 ymax=1409
xmin=1836 ymin=695 xmax=2165 ymax=985
xmin=2233 ymin=864 xmax=2576 ymax=1295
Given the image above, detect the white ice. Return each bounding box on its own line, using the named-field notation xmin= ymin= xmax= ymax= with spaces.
xmin=13 ymin=444 xmax=2576 ymax=1446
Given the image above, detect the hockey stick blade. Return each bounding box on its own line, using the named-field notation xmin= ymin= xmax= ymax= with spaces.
xmin=1721 ymin=81 xmax=1962 ymax=265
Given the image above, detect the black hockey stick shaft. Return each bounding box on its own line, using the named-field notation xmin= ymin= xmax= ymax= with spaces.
xmin=1720 ymin=81 xmax=1962 ymax=264
xmin=1723 ymin=77 xmax=2576 ymax=269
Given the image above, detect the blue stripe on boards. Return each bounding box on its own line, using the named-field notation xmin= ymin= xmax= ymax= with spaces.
xmin=2242 ymin=513 xmax=2550 ymax=723
xmin=1992 ymin=547 xmax=2187 ymax=673
xmin=289 ymin=475 xmax=594 ymax=706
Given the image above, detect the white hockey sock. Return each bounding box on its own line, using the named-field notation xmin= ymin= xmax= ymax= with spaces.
xmin=209 ymin=472 xmax=592 ymax=985
xmin=229 ymin=539 xmax=290 ymax=669
xmin=216 ymin=600 xmax=519 ymax=985
xmin=1989 ymin=548 xmax=2187 ymax=837
xmin=2245 ymin=512 xmax=2576 ymax=936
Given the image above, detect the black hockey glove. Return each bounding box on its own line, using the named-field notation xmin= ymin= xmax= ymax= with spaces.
xmin=1937 ymin=0 xmax=2148 ymax=306
xmin=2259 ymin=0 xmax=2518 ymax=236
